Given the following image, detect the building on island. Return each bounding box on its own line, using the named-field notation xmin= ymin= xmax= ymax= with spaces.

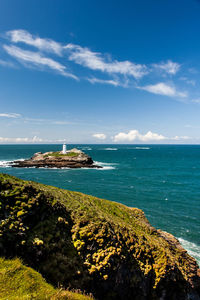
xmin=62 ymin=143 xmax=66 ymax=154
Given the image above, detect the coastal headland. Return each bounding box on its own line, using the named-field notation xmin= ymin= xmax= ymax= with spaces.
xmin=0 ymin=173 xmax=199 ymax=299
xmin=11 ymin=148 xmax=102 ymax=169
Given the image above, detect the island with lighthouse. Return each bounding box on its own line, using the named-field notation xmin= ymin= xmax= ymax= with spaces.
xmin=11 ymin=144 xmax=102 ymax=169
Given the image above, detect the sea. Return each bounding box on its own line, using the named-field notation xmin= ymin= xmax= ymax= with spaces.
xmin=0 ymin=144 xmax=199 ymax=266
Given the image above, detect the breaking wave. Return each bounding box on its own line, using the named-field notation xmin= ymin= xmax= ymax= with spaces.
xmin=177 ymin=237 xmax=200 ymax=266
xmin=134 ymin=147 xmax=150 ymax=150
xmin=79 ymin=147 xmax=92 ymax=151
xmin=104 ymin=148 xmax=118 ymax=151
xmin=0 ymin=159 xmax=25 ymax=168
xmin=0 ymin=160 xmax=11 ymax=168
xmin=94 ymin=161 xmax=117 ymax=170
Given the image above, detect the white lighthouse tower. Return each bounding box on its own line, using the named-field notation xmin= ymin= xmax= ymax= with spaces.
xmin=62 ymin=143 xmax=67 ymax=154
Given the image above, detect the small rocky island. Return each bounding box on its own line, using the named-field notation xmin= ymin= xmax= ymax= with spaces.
xmin=12 ymin=145 xmax=101 ymax=169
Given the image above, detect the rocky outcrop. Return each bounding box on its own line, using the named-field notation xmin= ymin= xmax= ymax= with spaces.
xmin=11 ymin=148 xmax=101 ymax=169
xmin=0 ymin=173 xmax=199 ymax=300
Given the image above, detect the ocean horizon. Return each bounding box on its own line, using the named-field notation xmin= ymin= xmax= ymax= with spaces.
xmin=0 ymin=143 xmax=199 ymax=266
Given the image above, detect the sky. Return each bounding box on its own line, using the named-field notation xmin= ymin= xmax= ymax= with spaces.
xmin=1 ymin=0 xmax=200 ymax=144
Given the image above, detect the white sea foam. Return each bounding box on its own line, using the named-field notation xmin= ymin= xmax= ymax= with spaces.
xmin=177 ymin=237 xmax=200 ymax=266
xmin=0 ymin=158 xmax=25 ymax=168
xmin=93 ymin=161 xmax=117 ymax=170
xmin=0 ymin=160 xmax=11 ymax=168
xmin=80 ymin=147 xmax=92 ymax=151
xmin=32 ymin=162 xmax=116 ymax=171
xmin=99 ymin=166 xmax=115 ymax=170
xmin=104 ymin=148 xmax=118 ymax=151
xmin=134 ymin=147 xmax=150 ymax=150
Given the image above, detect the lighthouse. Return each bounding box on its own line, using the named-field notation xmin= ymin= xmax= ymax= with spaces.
xmin=62 ymin=143 xmax=67 ymax=154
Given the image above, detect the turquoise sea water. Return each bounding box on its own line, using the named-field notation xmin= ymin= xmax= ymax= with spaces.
xmin=0 ymin=144 xmax=199 ymax=265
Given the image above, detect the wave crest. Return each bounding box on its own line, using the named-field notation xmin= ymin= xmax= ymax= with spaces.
xmin=177 ymin=237 xmax=200 ymax=266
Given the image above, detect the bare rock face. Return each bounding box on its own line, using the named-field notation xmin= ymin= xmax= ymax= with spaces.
xmin=11 ymin=148 xmax=101 ymax=169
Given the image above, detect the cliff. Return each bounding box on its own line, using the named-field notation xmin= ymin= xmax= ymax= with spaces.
xmin=0 ymin=173 xmax=199 ymax=299
xmin=11 ymin=148 xmax=101 ymax=169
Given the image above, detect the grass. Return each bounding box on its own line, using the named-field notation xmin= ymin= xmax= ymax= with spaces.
xmin=0 ymin=257 xmax=92 ymax=300
xmin=44 ymin=152 xmax=79 ymax=158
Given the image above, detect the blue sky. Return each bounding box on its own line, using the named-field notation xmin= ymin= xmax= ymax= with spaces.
xmin=1 ymin=0 xmax=200 ymax=144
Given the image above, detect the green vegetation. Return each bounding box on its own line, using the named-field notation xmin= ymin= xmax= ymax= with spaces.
xmin=0 ymin=257 xmax=92 ymax=300
xmin=44 ymin=152 xmax=79 ymax=158
xmin=0 ymin=173 xmax=199 ymax=299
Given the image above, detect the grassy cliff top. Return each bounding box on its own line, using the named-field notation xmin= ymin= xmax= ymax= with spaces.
xmin=0 ymin=173 xmax=199 ymax=299
xmin=0 ymin=257 xmax=92 ymax=300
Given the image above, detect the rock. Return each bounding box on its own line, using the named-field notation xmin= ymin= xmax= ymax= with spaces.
xmin=0 ymin=173 xmax=199 ymax=300
xmin=11 ymin=148 xmax=102 ymax=169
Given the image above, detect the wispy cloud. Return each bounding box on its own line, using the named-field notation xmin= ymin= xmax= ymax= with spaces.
xmin=0 ymin=113 xmax=21 ymax=118
xmin=87 ymin=77 xmax=119 ymax=86
xmin=0 ymin=59 xmax=15 ymax=68
xmin=171 ymin=135 xmax=190 ymax=140
xmin=0 ymin=135 xmax=43 ymax=143
xmin=184 ymin=124 xmax=200 ymax=129
xmin=3 ymin=45 xmax=77 ymax=79
xmin=5 ymin=30 xmax=148 ymax=82
xmin=113 ymin=129 xmax=166 ymax=142
xmin=0 ymin=135 xmax=73 ymax=144
xmin=1 ymin=29 xmax=192 ymax=98
xmin=191 ymin=98 xmax=200 ymax=104
xmin=65 ymin=43 xmax=147 ymax=79
xmin=7 ymin=29 xmax=63 ymax=55
xmin=93 ymin=133 xmax=107 ymax=140
xmin=180 ymin=77 xmax=196 ymax=86
xmin=153 ymin=60 xmax=180 ymax=75
xmin=0 ymin=114 xmax=77 ymax=126
xmin=52 ymin=121 xmax=75 ymax=125
xmin=138 ymin=82 xmax=187 ymax=98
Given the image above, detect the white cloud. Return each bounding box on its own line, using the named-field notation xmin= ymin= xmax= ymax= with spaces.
xmin=191 ymin=99 xmax=200 ymax=104
xmin=179 ymin=77 xmax=196 ymax=86
xmin=6 ymin=30 xmax=148 ymax=80
xmin=139 ymin=131 xmax=166 ymax=141
xmin=0 ymin=136 xmax=43 ymax=143
xmin=87 ymin=77 xmax=119 ymax=86
xmin=171 ymin=135 xmax=190 ymax=140
xmin=32 ymin=136 xmax=43 ymax=142
xmin=188 ymin=68 xmax=198 ymax=74
xmin=113 ymin=129 xmax=166 ymax=142
xmin=186 ymin=79 xmax=196 ymax=86
xmin=65 ymin=43 xmax=147 ymax=79
xmin=138 ymin=82 xmax=187 ymax=98
xmin=3 ymin=45 xmax=77 ymax=79
xmin=113 ymin=129 xmax=192 ymax=143
xmin=7 ymin=29 xmax=63 ymax=55
xmin=23 ymin=117 xmax=76 ymax=125
xmin=0 ymin=114 xmax=76 ymax=126
xmin=1 ymin=29 xmax=193 ymax=99
xmin=0 ymin=113 xmax=21 ymax=118
xmin=0 ymin=59 xmax=15 ymax=68
xmin=52 ymin=121 xmax=74 ymax=125
xmin=93 ymin=133 xmax=107 ymax=140
xmin=153 ymin=60 xmax=180 ymax=75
